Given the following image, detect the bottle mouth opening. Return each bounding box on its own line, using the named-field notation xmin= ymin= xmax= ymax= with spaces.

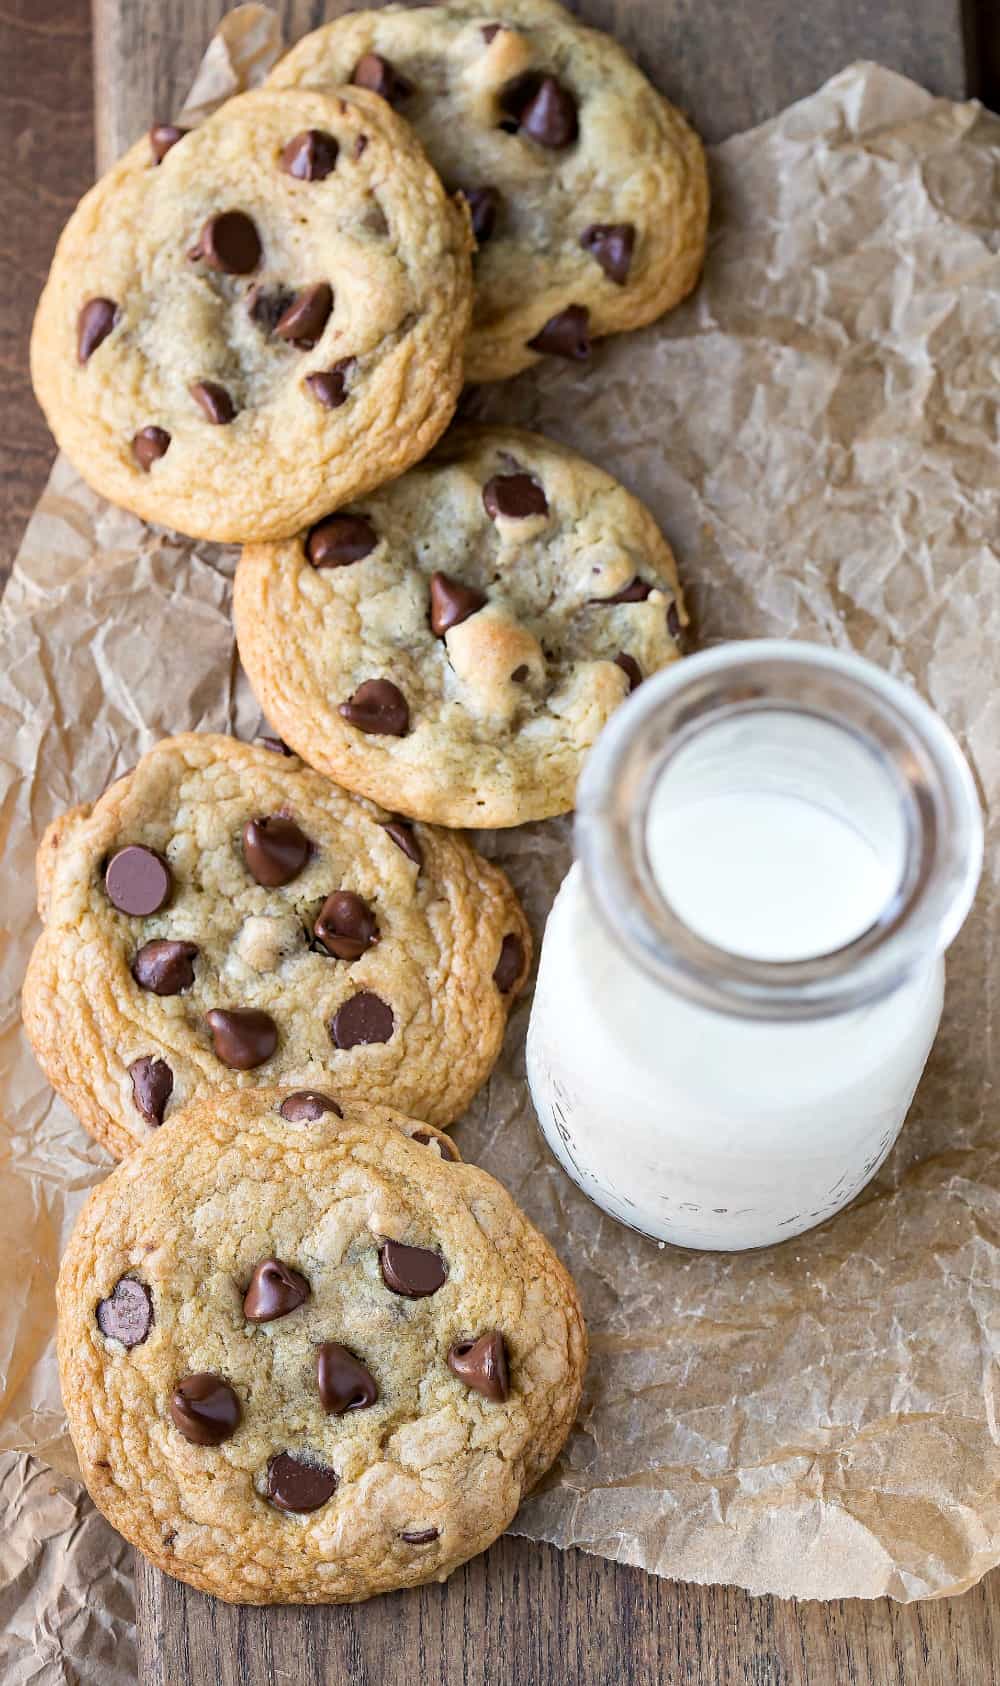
xmin=575 ymin=643 xmax=983 ymax=1021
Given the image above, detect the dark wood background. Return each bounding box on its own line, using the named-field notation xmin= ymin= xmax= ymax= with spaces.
xmin=3 ymin=1 xmax=999 ymax=1681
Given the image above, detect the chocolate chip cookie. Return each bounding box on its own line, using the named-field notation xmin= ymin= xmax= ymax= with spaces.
xmin=23 ymin=735 xmax=530 ymax=1157
xmin=57 ymin=1088 xmax=587 ymax=1604
xmin=234 ymin=427 xmax=686 ymax=827
xmin=268 ymin=0 xmax=708 ymax=382
xmin=30 ymin=86 xmax=473 ymax=542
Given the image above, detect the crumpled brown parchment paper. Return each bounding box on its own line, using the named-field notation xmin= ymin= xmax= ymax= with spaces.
xmin=3 ymin=9 xmax=1000 ymax=1672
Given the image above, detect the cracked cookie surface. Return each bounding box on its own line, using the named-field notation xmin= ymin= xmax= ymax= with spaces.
xmin=57 ymin=1088 xmax=587 ymax=1603
xmin=235 ymin=427 xmax=686 ymax=827
xmin=23 ymin=735 xmax=530 ymax=1157
xmin=268 ymin=0 xmax=708 ymax=382
xmin=30 ymin=86 xmax=473 ymax=541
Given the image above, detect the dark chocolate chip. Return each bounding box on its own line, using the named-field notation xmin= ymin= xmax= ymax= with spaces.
xmin=510 ymin=664 xmax=529 ymax=683
xmin=275 ymin=282 xmax=333 ymax=347
xmin=247 ymin=284 xmax=296 ymax=333
xmin=267 ymin=1452 xmax=338 ymax=1513
xmin=170 ymin=1374 xmax=241 ymax=1445
xmin=382 ymin=820 xmax=422 ymax=867
xmin=493 ymin=933 xmax=524 ymax=993
xmin=205 ymin=1008 xmax=277 ymax=1069
xmin=330 ymin=991 xmax=394 ymax=1049
xmin=257 ymin=735 xmax=293 ymax=756
xmin=351 ymin=52 xmax=413 ymax=105
xmin=77 ymin=298 xmax=118 ymax=365
xmin=614 ymin=652 xmax=642 ymax=692
xmin=458 ymin=186 xmax=500 ymax=244
xmin=354 ymin=134 xmax=369 ymax=159
xmin=96 ymin=1277 xmax=153 ymax=1347
xmin=128 ymin=1055 xmax=173 ymax=1125
xmin=339 ymin=679 xmax=409 ymax=737
xmin=279 ymin=1090 xmax=343 ymax=1122
xmin=105 ymin=845 xmax=172 ymax=915
xmin=429 ymin=572 xmax=487 ymax=636
xmin=447 ymin=1331 xmax=510 ymax=1401
xmin=483 ymin=473 xmax=547 ymax=520
xmin=149 ymin=123 xmax=188 ymax=165
xmin=481 ymin=22 xmax=504 ymax=42
xmin=667 ymin=600 xmax=682 ymax=640
xmin=305 ymin=358 xmax=355 ymax=408
xmin=597 ymin=576 xmax=652 ymax=605
xmin=133 ymin=426 xmax=170 ymax=470
xmin=306 ymin=513 xmax=377 ymax=567
xmin=132 ymin=939 xmax=198 ymax=995
xmin=410 ymin=1128 xmax=460 ymax=1162
xmin=280 ymin=129 xmax=339 ymax=181
xmin=401 ymin=1526 xmax=440 ymax=1544
xmin=500 ymin=73 xmax=578 ymax=147
xmin=243 ymin=1257 xmax=310 ymax=1322
xmin=313 ymin=891 xmax=379 ymax=961
xmin=527 ymin=304 xmax=590 ymax=360
xmin=580 ymin=222 xmax=635 ymax=285
xmin=190 ymin=380 xmax=236 ymax=424
xmin=242 ymin=814 xmax=310 ymax=887
xmin=189 ymin=210 xmax=261 ymax=274
xmin=317 ymin=1342 xmax=378 ymax=1413
xmin=379 ymin=1240 xmax=446 ymax=1298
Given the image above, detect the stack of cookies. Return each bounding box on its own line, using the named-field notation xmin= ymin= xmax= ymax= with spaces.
xmin=28 ymin=0 xmax=708 ymax=1605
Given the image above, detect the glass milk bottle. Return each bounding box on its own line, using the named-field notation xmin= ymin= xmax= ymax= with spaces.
xmin=526 ymin=642 xmax=983 ymax=1251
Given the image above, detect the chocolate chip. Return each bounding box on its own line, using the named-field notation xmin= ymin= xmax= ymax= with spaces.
xmin=279 ymin=1090 xmax=343 ymax=1122
xmin=314 ymin=891 xmax=379 ymax=960
xmin=458 ymin=186 xmax=500 ymax=244
xmin=128 ymin=1055 xmax=173 ymax=1125
xmin=410 ymin=1128 xmax=460 ymax=1162
xmin=132 ymin=939 xmax=198 ymax=995
xmin=448 ymin=1331 xmax=510 ymax=1402
xmin=149 ymin=123 xmax=187 ymax=165
xmin=597 ymin=577 xmax=652 ymax=605
xmin=306 ymin=513 xmax=377 ymax=567
xmin=205 ymin=1008 xmax=277 ymax=1069
xmin=510 ymin=664 xmax=530 ymax=683
xmin=257 ymin=735 xmax=294 ymax=756
xmin=483 ymin=473 xmax=548 ymax=520
xmin=105 ymin=845 xmax=172 ymax=915
xmin=330 ymin=991 xmax=394 ymax=1049
xmin=305 ymin=358 xmax=355 ymax=409
xmin=339 ymin=679 xmax=409 ymax=737
xmin=580 ymin=222 xmax=635 ymax=285
xmin=382 ymin=820 xmax=422 ymax=867
xmin=280 ymin=129 xmax=339 ymax=181
xmin=190 ymin=380 xmax=236 ymax=425
xmin=401 ymin=1526 xmax=439 ymax=1544
xmin=267 ymin=1453 xmax=338 ymax=1513
xmin=500 ymin=74 xmax=578 ymax=147
xmin=170 ymin=1374 xmax=241 ymax=1445
xmin=429 ymin=572 xmax=487 ymax=636
xmin=247 ymin=284 xmax=296 ymax=333
xmin=615 ymin=652 xmax=642 ymax=692
xmin=351 ymin=53 xmax=413 ymax=106
xmin=77 ymin=298 xmax=118 ymax=365
xmin=189 ymin=210 xmax=261 ymax=274
xmin=355 ymin=135 xmax=369 ymax=159
xmin=527 ymin=304 xmax=590 ymax=360
xmin=317 ymin=1343 xmax=378 ymax=1413
xmin=379 ymin=1240 xmax=446 ymax=1298
xmin=243 ymin=1257 xmax=310 ymax=1322
xmin=481 ymin=23 xmax=504 ymax=43
xmin=667 ymin=600 xmax=682 ymax=640
xmin=275 ymin=283 xmax=333 ymax=347
xmin=493 ymin=933 xmax=524 ymax=993
xmin=242 ymin=815 xmax=310 ymax=887
xmin=133 ymin=426 xmax=170 ymax=470
xmin=96 ymin=1277 xmax=153 ymax=1347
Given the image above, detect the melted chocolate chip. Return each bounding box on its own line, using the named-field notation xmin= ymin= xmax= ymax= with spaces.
xmin=189 ymin=210 xmax=261 ymax=274
xmin=351 ymin=52 xmax=413 ymax=105
xmin=105 ymin=845 xmax=172 ymax=916
xmin=275 ymin=283 xmax=333 ymax=347
xmin=330 ymin=991 xmax=394 ymax=1049
xmin=77 ymin=298 xmax=118 ymax=365
xmin=128 ymin=1055 xmax=173 ymax=1125
xmin=597 ymin=577 xmax=652 ymax=605
xmin=527 ymin=304 xmax=590 ymax=360
xmin=402 ymin=1526 xmax=439 ymax=1544
xmin=257 ymin=735 xmax=294 ymax=756
xmin=149 ymin=123 xmax=188 ymax=164
xmin=305 ymin=358 xmax=355 ymax=409
xmin=379 ymin=1240 xmax=447 ymax=1299
xmin=429 ymin=572 xmax=487 ymax=636
xmin=247 ymin=284 xmax=296 ymax=333
xmin=242 ymin=814 xmax=310 ymax=887
xmin=339 ymin=679 xmax=409 ymax=737
xmin=614 ymin=652 xmax=642 ymax=692
xmin=96 ymin=1277 xmax=153 ymax=1347
xmin=493 ymin=933 xmax=524 ymax=993
xmin=243 ymin=1257 xmax=310 ymax=1322
xmin=133 ymin=426 xmax=170 ymax=470
xmin=306 ymin=513 xmax=377 ymax=567
xmin=267 ymin=1452 xmax=338 ymax=1513
xmin=317 ymin=1343 xmax=379 ymax=1413
xmin=510 ymin=664 xmax=530 ymax=683
xmin=458 ymin=186 xmax=501 ymax=244
xmin=280 ymin=129 xmax=339 ymax=181
xmin=205 ymin=1008 xmax=277 ymax=1070
xmin=447 ymin=1331 xmax=510 ymax=1401
xmin=382 ymin=820 xmax=422 ymax=867
xmin=500 ymin=73 xmax=578 ymax=147
xmin=410 ymin=1128 xmax=460 ymax=1162
xmin=667 ymin=600 xmax=682 ymax=641
xmin=170 ymin=1374 xmax=241 ymax=1445
xmin=190 ymin=380 xmax=236 ymax=425
xmin=483 ymin=473 xmax=548 ymax=520
xmin=580 ymin=222 xmax=635 ymax=285
xmin=279 ymin=1090 xmax=343 ymax=1122
xmin=314 ymin=891 xmax=379 ymax=961
xmin=132 ymin=939 xmax=198 ymax=995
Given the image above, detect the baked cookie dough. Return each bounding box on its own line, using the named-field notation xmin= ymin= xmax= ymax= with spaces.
xmin=269 ymin=0 xmax=708 ymax=381
xmin=57 ymin=1088 xmax=587 ymax=1604
xmin=234 ymin=427 xmax=686 ymax=827
xmin=30 ymin=86 xmax=472 ymax=541
xmin=23 ymin=735 xmax=530 ymax=1157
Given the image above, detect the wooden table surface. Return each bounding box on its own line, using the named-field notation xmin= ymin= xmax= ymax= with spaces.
xmin=4 ymin=2 xmax=1000 ymax=1681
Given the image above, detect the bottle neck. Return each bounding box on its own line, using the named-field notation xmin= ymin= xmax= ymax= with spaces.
xmin=575 ymin=642 xmax=982 ymax=1022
